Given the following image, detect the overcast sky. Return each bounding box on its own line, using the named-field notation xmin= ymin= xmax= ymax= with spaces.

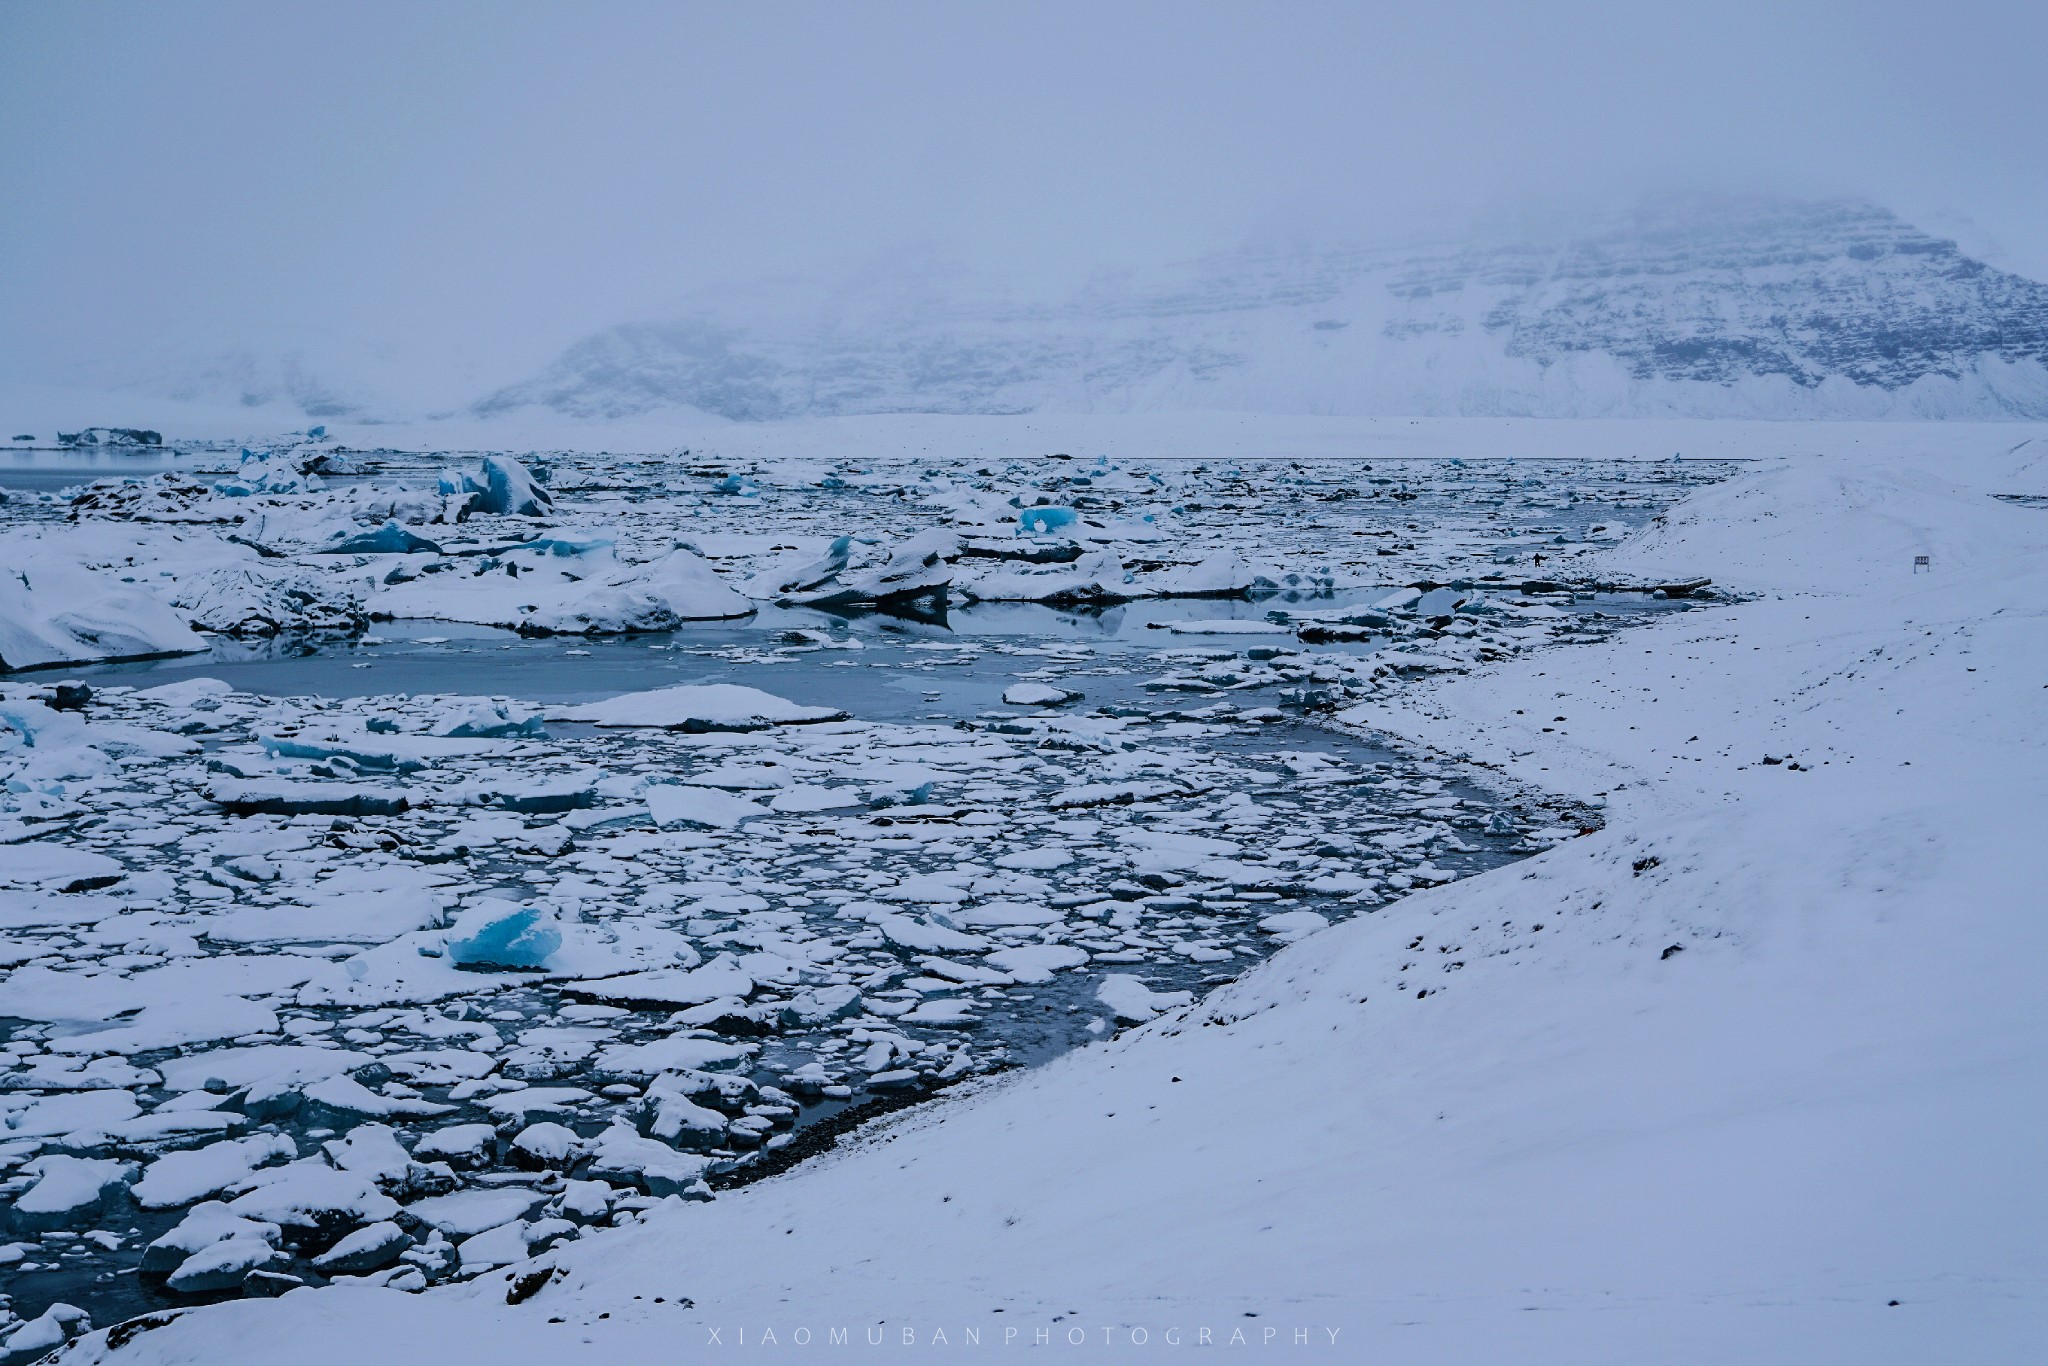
xmin=4 ymin=0 xmax=2045 ymax=401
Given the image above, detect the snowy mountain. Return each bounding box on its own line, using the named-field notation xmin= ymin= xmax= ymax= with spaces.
xmin=479 ymin=199 xmax=2048 ymax=422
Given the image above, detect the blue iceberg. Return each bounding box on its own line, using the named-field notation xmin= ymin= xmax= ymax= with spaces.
xmin=519 ymin=534 xmax=614 ymax=558
xmin=322 ymin=521 xmax=443 ymax=555
xmin=445 ymin=903 xmax=562 ymax=970
xmin=439 ymin=455 xmax=553 ymax=518
xmin=1018 ymin=506 xmax=1078 ymax=533
xmin=215 ymin=448 xmax=322 ymax=498
xmin=477 ymin=455 xmax=552 ymax=516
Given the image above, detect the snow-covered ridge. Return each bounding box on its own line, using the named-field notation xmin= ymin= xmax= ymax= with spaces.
xmin=479 ymin=199 xmax=2048 ymax=423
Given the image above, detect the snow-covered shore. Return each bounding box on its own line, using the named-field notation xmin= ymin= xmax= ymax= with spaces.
xmin=60 ymin=423 xmax=2048 ymax=1364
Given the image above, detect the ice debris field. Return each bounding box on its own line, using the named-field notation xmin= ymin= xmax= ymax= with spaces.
xmin=11 ymin=422 xmax=2027 ymax=1362
xmin=0 ymin=436 xmax=1717 ymax=1347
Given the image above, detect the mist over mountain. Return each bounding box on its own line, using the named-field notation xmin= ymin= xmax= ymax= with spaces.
xmin=475 ymin=199 xmax=2048 ymax=424
xmin=19 ymin=197 xmax=2047 ymax=431
xmin=13 ymin=6 xmax=2048 ymax=433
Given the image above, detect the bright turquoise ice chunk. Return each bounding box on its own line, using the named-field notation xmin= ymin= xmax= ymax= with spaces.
xmin=1018 ymin=506 xmax=1078 ymax=533
xmin=445 ymin=905 xmax=561 ymax=970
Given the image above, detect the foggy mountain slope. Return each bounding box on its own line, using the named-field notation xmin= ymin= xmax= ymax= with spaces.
xmin=479 ymin=199 xmax=2048 ymax=422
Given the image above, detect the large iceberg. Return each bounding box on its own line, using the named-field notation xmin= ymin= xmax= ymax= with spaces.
xmin=781 ymin=529 xmax=957 ymax=606
xmin=318 ymin=521 xmax=444 ymax=556
xmin=746 ymin=535 xmax=851 ymax=599
xmin=959 ymin=548 xmax=1129 ymax=604
xmin=170 ymin=562 xmax=368 ymax=635
xmin=214 ymin=448 xmax=324 ymax=499
xmin=0 ymin=552 xmax=207 ymax=672
xmin=437 ymin=455 xmax=554 ymax=519
xmin=1146 ymin=550 xmax=1280 ymax=598
xmin=374 ymin=544 xmax=753 ymax=634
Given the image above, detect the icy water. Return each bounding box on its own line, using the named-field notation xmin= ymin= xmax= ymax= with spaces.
xmin=0 ymin=452 xmax=196 ymax=496
xmin=68 ymin=592 xmax=1691 ymax=715
xmin=1 ymin=609 xmax=1654 ymax=1330
xmin=0 ymin=447 xmax=1729 ymax=1340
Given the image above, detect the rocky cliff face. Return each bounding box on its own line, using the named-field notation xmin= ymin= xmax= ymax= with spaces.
xmin=481 ymin=198 xmax=2048 ymax=421
xmin=1468 ymin=201 xmax=2048 ymax=391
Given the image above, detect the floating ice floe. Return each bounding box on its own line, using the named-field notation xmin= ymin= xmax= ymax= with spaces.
xmin=986 ymin=943 xmax=1091 ymax=982
xmin=1145 ymin=550 xmax=1279 ymax=598
xmin=1095 ymin=974 xmax=1195 ymax=1023
xmin=261 ymin=723 xmax=505 ymax=773
xmin=0 ymin=842 xmax=123 ymax=893
xmin=783 ymin=529 xmax=957 ymax=606
xmin=207 ymin=779 xmax=410 ymax=816
xmin=564 ymin=954 xmax=756 ymax=1009
xmin=376 ymin=544 xmax=753 ymax=634
xmin=1256 ymin=909 xmax=1332 ymax=943
xmin=552 ymin=683 xmax=846 ymax=731
xmin=427 ymin=698 xmax=546 ymax=738
xmin=1160 ymin=618 xmax=1293 ymax=636
xmin=644 ymin=784 xmax=771 ymax=831
xmin=200 ymin=872 xmax=456 ymax=946
xmin=959 ymin=548 xmax=1128 ymax=604
xmin=1002 ymin=681 xmax=1081 ymax=706
xmin=171 ymin=561 xmax=369 ymax=635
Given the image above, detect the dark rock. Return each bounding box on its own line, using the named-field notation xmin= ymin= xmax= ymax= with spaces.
xmin=241 ymin=1270 xmax=304 ymax=1298
xmin=506 ymin=1265 xmax=559 ymax=1305
xmin=104 ymin=1312 xmax=185 ymax=1352
xmin=57 ymin=427 xmax=161 ymax=447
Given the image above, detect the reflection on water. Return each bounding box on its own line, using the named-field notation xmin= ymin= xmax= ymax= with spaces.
xmin=61 ymin=615 xmax=1283 ymax=718
xmin=0 ymin=448 xmax=199 ymax=493
xmin=63 ymin=589 xmax=1692 ymax=713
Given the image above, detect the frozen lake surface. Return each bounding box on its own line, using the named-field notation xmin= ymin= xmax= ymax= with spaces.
xmin=0 ymin=442 xmax=1730 ymax=1340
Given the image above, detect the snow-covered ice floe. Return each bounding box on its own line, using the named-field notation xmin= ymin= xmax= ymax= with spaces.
xmin=0 ymin=550 xmax=205 ymax=671
xmin=547 ymin=684 xmax=847 ymax=731
xmin=375 ymin=546 xmax=754 ymax=635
